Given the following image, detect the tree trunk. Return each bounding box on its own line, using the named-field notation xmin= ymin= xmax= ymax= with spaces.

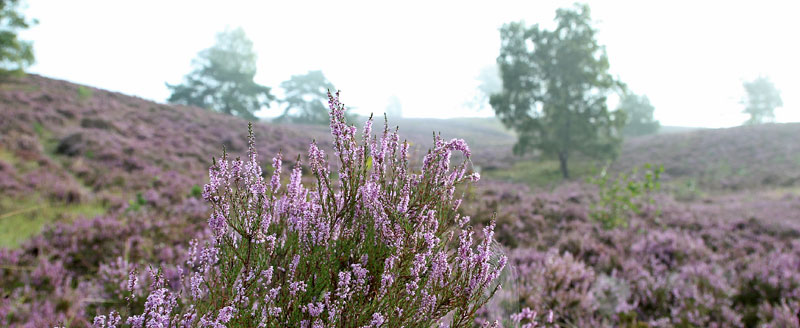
xmin=558 ymin=151 xmax=569 ymax=179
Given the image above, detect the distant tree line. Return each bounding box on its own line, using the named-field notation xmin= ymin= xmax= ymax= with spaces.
xmin=166 ymin=28 xmax=352 ymax=124
xmin=2 ymin=1 xmax=783 ymax=153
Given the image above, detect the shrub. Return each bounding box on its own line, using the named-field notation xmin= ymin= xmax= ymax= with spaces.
xmin=588 ymin=163 xmax=663 ymax=229
xmin=77 ymin=85 xmax=93 ymax=102
xmin=94 ymin=91 xmax=507 ymax=327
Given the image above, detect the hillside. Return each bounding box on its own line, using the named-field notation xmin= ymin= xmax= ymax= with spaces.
xmin=0 ymin=75 xmax=331 ymax=246
xmin=280 ymin=116 xmax=519 ymax=170
xmin=1 ymin=75 xmax=799 ymax=327
xmin=615 ymin=123 xmax=800 ymax=191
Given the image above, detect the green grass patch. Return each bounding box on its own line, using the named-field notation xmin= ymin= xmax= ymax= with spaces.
xmin=483 ymin=159 xmax=598 ymax=189
xmin=663 ymin=177 xmax=706 ymax=201
xmin=0 ymin=146 xmax=39 ymax=172
xmin=0 ymin=196 xmax=107 ymax=248
xmin=0 ymin=81 xmax=40 ymax=92
xmin=0 ymin=146 xmax=16 ymax=165
xmin=32 ymin=122 xmax=45 ymax=137
xmin=77 ymin=85 xmax=93 ymax=102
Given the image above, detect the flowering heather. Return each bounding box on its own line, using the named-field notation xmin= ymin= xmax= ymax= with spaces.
xmin=3 ymin=75 xmax=800 ymax=327
xmin=91 ymin=91 xmax=507 ymax=327
xmin=469 ymin=181 xmax=800 ymax=327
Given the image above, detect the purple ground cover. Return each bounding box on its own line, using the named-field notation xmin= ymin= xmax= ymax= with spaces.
xmin=0 ymin=75 xmax=798 ymax=327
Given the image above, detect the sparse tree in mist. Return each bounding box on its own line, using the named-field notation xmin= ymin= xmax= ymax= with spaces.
xmin=166 ymin=27 xmax=274 ymax=120
xmin=467 ymin=64 xmax=503 ymax=110
xmin=275 ymin=70 xmax=337 ymax=124
xmin=0 ymin=0 xmax=36 ymax=76
xmin=619 ymin=93 xmax=659 ymax=137
xmin=385 ymin=95 xmax=403 ymax=118
xmin=742 ymin=76 xmax=782 ymax=125
xmin=490 ymin=3 xmax=625 ymax=179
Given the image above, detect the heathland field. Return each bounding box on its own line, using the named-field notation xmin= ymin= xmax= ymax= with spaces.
xmin=2 ymin=75 xmax=800 ymax=326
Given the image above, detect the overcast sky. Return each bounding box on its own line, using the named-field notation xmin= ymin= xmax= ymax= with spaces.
xmin=20 ymin=0 xmax=799 ymax=128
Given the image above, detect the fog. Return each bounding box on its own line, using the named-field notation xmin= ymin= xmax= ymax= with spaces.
xmin=21 ymin=0 xmax=800 ymax=127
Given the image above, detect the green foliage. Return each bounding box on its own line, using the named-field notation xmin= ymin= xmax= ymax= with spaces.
xmin=0 ymin=0 xmax=35 ymax=76
xmin=166 ymin=27 xmax=275 ymax=120
xmin=189 ymin=184 xmax=203 ymax=199
xmin=126 ymin=192 xmax=147 ymax=212
xmin=619 ymin=93 xmax=659 ymax=137
xmin=588 ymin=163 xmax=663 ymax=229
xmin=742 ymin=76 xmax=782 ymax=125
xmin=76 ymin=85 xmax=93 ymax=101
xmin=31 ymin=121 xmax=43 ymax=136
xmin=275 ymin=70 xmax=335 ymax=124
xmin=490 ymin=3 xmax=626 ymax=179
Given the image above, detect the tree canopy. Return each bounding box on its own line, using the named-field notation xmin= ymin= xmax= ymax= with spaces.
xmin=275 ymin=70 xmax=336 ymax=124
xmin=490 ymin=3 xmax=625 ymax=179
xmin=0 ymin=0 xmax=36 ymax=76
xmin=742 ymin=76 xmax=782 ymax=125
xmin=166 ymin=28 xmax=274 ymax=121
xmin=619 ymin=93 xmax=659 ymax=137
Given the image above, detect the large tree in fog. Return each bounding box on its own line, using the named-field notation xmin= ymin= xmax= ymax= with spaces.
xmin=490 ymin=4 xmax=625 ymax=179
xmin=742 ymin=76 xmax=782 ymax=125
xmin=619 ymin=93 xmax=659 ymax=137
xmin=167 ymin=28 xmax=274 ymax=120
xmin=276 ymin=70 xmax=338 ymax=124
xmin=0 ymin=0 xmax=36 ymax=76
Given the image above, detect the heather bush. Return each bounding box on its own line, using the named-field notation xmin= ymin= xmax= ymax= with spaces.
xmin=735 ymin=251 xmax=800 ymax=326
xmin=510 ymin=249 xmax=598 ymax=325
xmin=95 ymin=92 xmax=507 ymax=327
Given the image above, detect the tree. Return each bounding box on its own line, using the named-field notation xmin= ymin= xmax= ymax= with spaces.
xmin=467 ymin=64 xmax=502 ymax=110
xmin=490 ymin=3 xmax=625 ymax=179
xmin=742 ymin=76 xmax=782 ymax=125
xmin=166 ymin=28 xmax=274 ymax=120
xmin=619 ymin=93 xmax=659 ymax=137
xmin=0 ymin=0 xmax=36 ymax=76
xmin=275 ymin=70 xmax=336 ymax=124
xmin=385 ymin=95 xmax=403 ymax=119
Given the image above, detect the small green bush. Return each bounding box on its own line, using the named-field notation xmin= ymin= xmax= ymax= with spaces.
xmin=77 ymin=85 xmax=93 ymax=102
xmin=588 ymin=163 xmax=663 ymax=229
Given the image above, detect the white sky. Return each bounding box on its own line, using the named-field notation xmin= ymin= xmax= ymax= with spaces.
xmin=20 ymin=0 xmax=800 ymax=128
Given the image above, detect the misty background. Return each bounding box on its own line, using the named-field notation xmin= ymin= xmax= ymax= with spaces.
xmin=20 ymin=0 xmax=800 ymax=127
xmin=5 ymin=1 xmax=800 ymax=326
